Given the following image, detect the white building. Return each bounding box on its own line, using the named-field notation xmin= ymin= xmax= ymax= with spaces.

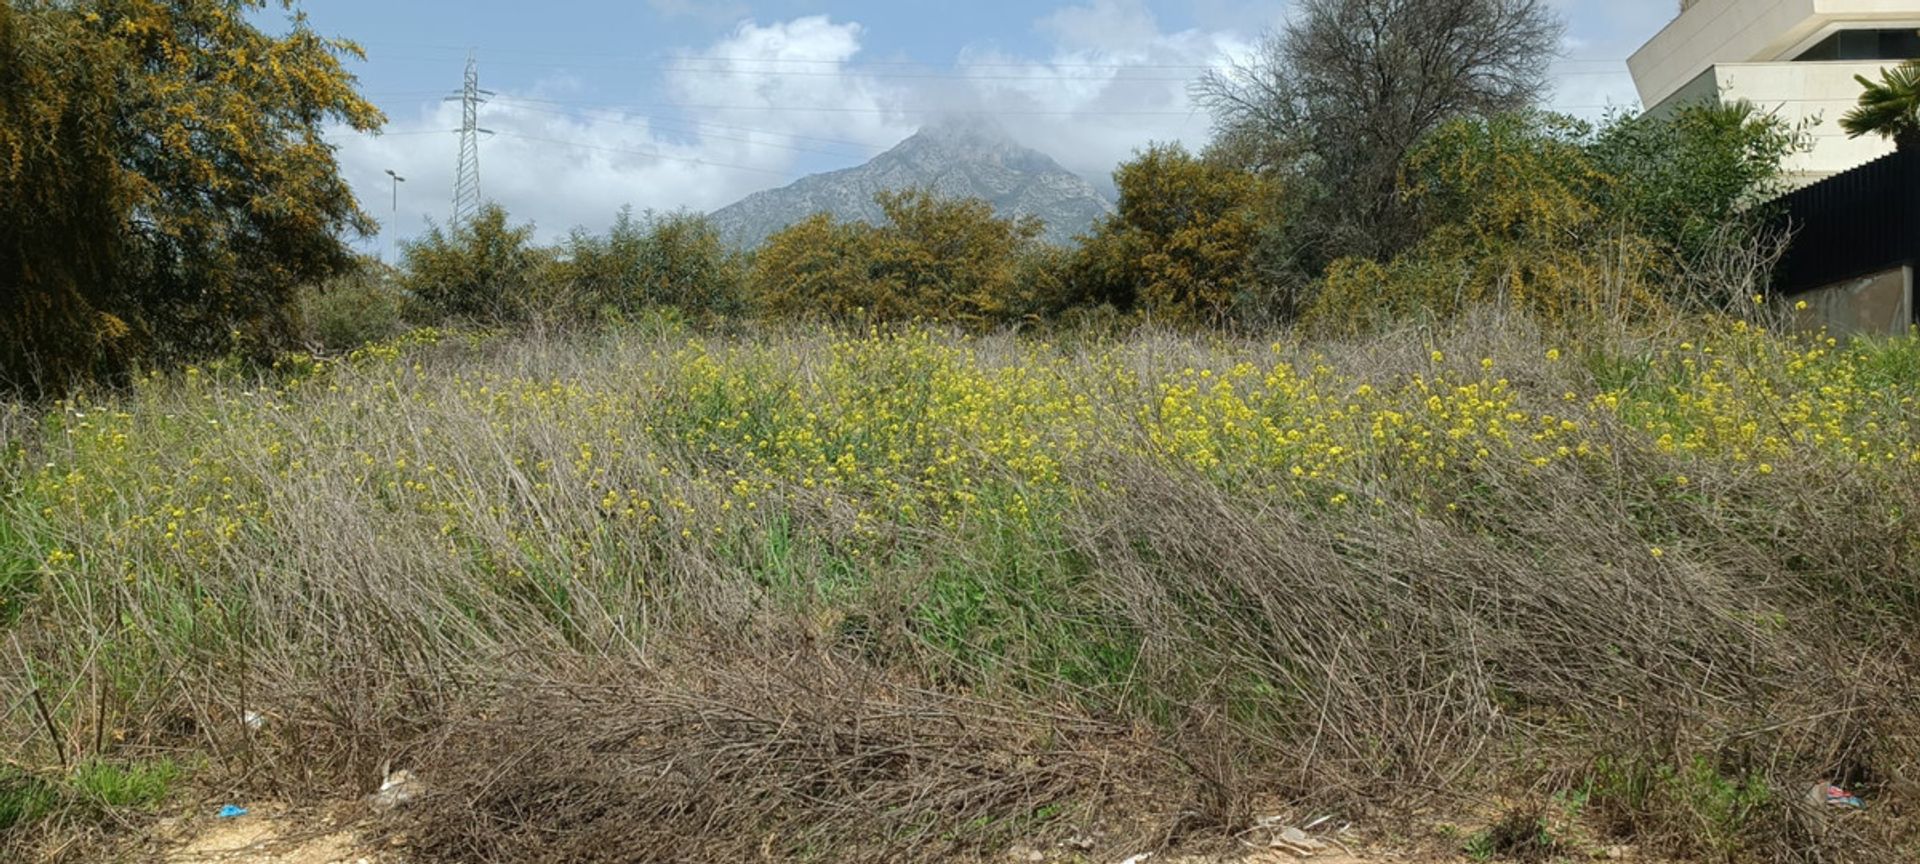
xmin=1629 ymin=0 xmax=1920 ymax=181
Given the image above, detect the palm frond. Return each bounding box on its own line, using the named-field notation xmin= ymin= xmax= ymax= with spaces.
xmin=1841 ymin=61 xmax=1920 ymax=142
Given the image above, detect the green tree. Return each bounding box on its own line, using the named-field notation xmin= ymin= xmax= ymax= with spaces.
xmin=631 ymin=211 xmax=744 ymax=319
xmin=558 ymin=208 xmax=652 ymax=319
xmin=1841 ymin=61 xmax=1920 ymax=151
xmin=0 ymin=0 xmax=383 ymax=394
xmin=1074 ymin=145 xmax=1276 ymax=324
xmin=1306 ymin=105 xmax=1804 ymax=333
xmin=559 ymin=208 xmax=744 ymax=322
xmin=1589 ymin=100 xmax=1806 ymax=270
xmin=399 ymin=204 xmax=544 ymax=324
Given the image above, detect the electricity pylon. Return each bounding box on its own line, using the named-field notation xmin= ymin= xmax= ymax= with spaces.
xmin=447 ymin=52 xmax=494 ymax=227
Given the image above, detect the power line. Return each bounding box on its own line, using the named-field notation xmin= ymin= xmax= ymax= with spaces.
xmin=362 ymin=90 xmax=456 ymax=99
xmin=352 ymin=37 xmax=1637 ymax=77
xmin=484 ymin=94 xmax=1210 ymax=118
xmin=352 ymin=41 xmax=1231 ymax=70
xmin=369 ymin=54 xmax=1211 ymax=82
xmin=486 ymin=95 xmax=886 ymax=149
xmin=356 ymin=40 xmax=1639 ymax=68
xmin=364 ymin=91 xmax=886 ymax=151
xmin=488 ymin=102 xmax=882 ymax=160
xmin=488 ymin=131 xmax=795 ymax=177
xmin=612 ymin=114 xmax=885 ymax=152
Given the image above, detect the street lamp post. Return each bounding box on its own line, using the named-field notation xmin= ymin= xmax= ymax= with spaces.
xmin=384 ymin=169 xmax=407 ymax=264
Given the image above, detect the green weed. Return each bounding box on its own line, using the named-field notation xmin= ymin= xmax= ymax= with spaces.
xmin=70 ymin=758 xmax=180 ymax=809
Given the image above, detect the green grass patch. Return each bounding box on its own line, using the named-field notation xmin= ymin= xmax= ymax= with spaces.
xmin=0 ymin=758 xmax=181 ymax=835
xmin=69 ymin=758 xmax=181 ymax=810
xmin=1852 ymin=333 xmax=1920 ymax=391
xmin=1586 ymin=755 xmax=1774 ymax=858
xmin=910 ymin=488 xmax=1137 ymax=694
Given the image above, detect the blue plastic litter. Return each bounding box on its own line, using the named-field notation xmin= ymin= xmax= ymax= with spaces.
xmin=217 ymin=804 xmax=249 ymax=819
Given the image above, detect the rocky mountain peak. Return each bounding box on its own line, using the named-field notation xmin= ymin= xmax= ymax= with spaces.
xmin=709 ymin=121 xmax=1112 ymax=248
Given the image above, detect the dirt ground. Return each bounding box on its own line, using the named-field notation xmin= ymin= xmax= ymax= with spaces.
xmin=133 ymin=792 xmax=1690 ymax=864
xmin=148 ymin=805 xmax=392 ymax=864
xmin=143 ymin=804 xmax=1405 ymax=864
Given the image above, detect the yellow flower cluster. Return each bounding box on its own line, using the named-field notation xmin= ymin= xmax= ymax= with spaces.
xmin=14 ymin=324 xmax=1917 ymax=591
xmin=1602 ymin=323 xmax=1920 ymax=469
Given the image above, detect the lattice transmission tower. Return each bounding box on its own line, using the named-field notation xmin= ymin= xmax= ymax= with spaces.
xmin=447 ymin=52 xmax=494 ymax=227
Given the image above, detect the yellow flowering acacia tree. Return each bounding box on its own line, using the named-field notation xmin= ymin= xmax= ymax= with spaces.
xmin=1073 ymin=144 xmax=1277 ymax=325
xmin=746 ymin=212 xmax=874 ymax=321
xmin=1309 ymin=114 xmax=1661 ymax=332
xmin=0 ymin=0 xmax=383 ymax=395
xmin=750 ymin=189 xmax=1048 ymax=327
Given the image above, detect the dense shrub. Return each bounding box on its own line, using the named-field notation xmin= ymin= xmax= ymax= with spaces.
xmin=1588 ymin=100 xmax=1806 ymax=271
xmin=1305 ymin=108 xmax=1798 ymax=333
xmin=750 ymin=189 xmax=1048 ymax=326
xmin=1590 ymin=100 xmax=1807 ymax=313
xmin=1073 ymin=144 xmax=1278 ymax=325
xmin=399 ymin=204 xmax=547 ymax=324
xmin=1011 ymin=243 xmax=1080 ymax=324
xmin=296 ymin=266 xmax=410 ymax=351
xmin=1308 ymin=115 xmax=1648 ymax=331
xmin=558 ymin=208 xmax=745 ymax=323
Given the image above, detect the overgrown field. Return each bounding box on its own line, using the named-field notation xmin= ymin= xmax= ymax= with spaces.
xmin=4 ymin=317 xmax=1919 ymax=862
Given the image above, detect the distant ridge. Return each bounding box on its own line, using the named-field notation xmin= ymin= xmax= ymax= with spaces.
xmin=709 ymin=120 xmax=1113 ymax=248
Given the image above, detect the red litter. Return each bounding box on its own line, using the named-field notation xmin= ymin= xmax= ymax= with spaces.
xmin=1808 ymin=783 xmax=1866 ymax=810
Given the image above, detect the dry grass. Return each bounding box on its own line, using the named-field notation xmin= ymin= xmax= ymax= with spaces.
xmin=3 ymin=314 xmax=1918 ymax=862
xmin=402 ymin=654 xmax=1169 ymax=864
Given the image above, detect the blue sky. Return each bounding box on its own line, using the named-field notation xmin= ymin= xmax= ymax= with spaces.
xmin=300 ymin=0 xmax=1679 ymax=254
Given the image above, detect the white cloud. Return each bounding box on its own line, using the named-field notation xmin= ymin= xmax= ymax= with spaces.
xmin=333 ymin=94 xmax=794 ymax=250
xmin=1184 ymin=0 xmax=1286 ymax=33
xmin=662 ymin=16 xmax=917 ymax=154
xmin=960 ymin=0 xmax=1250 ymax=190
xmin=1040 ymin=0 xmax=1167 ymax=51
xmin=333 ymin=17 xmax=909 ymax=247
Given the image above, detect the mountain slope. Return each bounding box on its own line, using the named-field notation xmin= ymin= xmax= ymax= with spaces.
xmin=710 ymin=121 xmax=1113 ymax=248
